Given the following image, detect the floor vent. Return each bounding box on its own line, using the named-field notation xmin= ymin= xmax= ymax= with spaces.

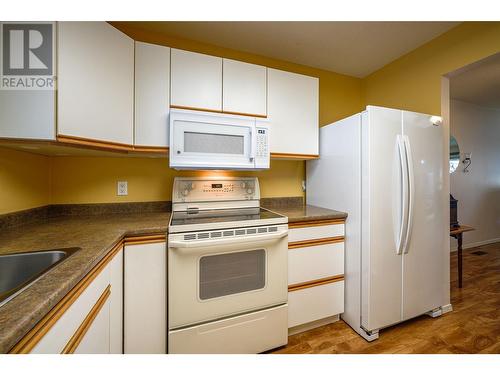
xmin=471 ymin=250 xmax=487 ymax=256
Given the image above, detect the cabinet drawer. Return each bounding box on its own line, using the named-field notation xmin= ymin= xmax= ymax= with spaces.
xmin=288 ymin=281 xmax=344 ymax=328
xmin=288 ymin=242 xmax=344 ymax=285
xmin=169 ymin=304 xmax=287 ymax=354
xmin=289 ymin=223 xmax=344 ymax=243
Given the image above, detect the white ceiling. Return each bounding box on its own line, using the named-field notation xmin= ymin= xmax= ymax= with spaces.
xmin=450 ymin=53 xmax=500 ymax=109
xmin=126 ymin=21 xmax=459 ymax=77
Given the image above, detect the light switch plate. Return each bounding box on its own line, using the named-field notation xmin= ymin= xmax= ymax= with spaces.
xmin=117 ymin=181 xmax=128 ymax=196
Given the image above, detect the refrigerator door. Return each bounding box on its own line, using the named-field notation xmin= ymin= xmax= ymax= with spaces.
xmin=361 ymin=106 xmax=404 ymax=331
xmin=401 ymin=111 xmax=448 ymax=320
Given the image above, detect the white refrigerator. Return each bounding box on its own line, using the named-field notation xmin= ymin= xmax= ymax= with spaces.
xmin=307 ymin=106 xmax=451 ymax=341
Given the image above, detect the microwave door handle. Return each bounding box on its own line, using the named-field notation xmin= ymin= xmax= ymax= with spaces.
xmin=169 ymin=230 xmax=289 ymax=249
xmin=249 ymin=128 xmax=256 ymax=163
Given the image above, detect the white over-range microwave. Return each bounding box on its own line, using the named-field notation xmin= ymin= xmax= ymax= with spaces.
xmin=169 ymin=109 xmax=270 ymax=170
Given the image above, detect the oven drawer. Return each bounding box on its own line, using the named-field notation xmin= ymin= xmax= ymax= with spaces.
xmin=288 ymin=281 xmax=344 ymax=328
xmin=168 ymin=304 xmax=288 ymax=353
xmin=288 ymin=223 xmax=344 ymax=243
xmin=288 ymin=242 xmax=344 ymax=285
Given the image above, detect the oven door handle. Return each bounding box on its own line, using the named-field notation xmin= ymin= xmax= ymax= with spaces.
xmin=169 ymin=230 xmax=289 ymax=249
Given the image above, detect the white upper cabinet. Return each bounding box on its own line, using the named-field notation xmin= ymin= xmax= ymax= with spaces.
xmin=0 ymin=91 xmax=55 ymax=140
xmin=222 ymin=59 xmax=267 ymax=117
xmin=170 ymin=49 xmax=222 ymax=111
xmin=134 ymin=42 xmax=170 ymax=148
xmin=267 ymin=69 xmax=319 ymax=156
xmin=57 ymin=22 xmax=134 ymax=145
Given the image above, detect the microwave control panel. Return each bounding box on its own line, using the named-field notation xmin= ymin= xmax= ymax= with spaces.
xmin=255 ymin=124 xmax=270 ymax=169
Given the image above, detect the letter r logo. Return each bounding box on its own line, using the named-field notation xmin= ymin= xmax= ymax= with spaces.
xmin=2 ymin=23 xmax=53 ymax=76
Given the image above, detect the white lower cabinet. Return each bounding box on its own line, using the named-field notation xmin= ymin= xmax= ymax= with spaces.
xmin=287 ymin=222 xmax=345 ymax=332
xmin=288 ymin=282 xmax=344 ymax=328
xmin=73 ymin=297 xmax=111 ymax=354
xmin=124 ymin=241 xmax=167 ymax=354
xmin=29 ymin=247 xmax=123 ymax=354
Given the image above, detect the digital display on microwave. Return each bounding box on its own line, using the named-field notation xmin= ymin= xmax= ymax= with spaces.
xmin=212 ymin=184 xmax=223 ymax=188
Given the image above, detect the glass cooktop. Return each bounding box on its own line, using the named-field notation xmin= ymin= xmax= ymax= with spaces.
xmin=170 ymin=207 xmax=285 ymax=227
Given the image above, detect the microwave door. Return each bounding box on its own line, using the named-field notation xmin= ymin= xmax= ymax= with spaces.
xmin=170 ymin=119 xmax=255 ymax=169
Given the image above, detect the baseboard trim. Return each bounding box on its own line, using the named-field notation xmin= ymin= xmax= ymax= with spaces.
xmin=450 ymin=238 xmax=500 ymax=252
xmin=288 ymin=315 xmax=339 ymax=336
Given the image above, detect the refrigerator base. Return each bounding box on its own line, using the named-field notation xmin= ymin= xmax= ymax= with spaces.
xmin=426 ymin=303 xmax=453 ymax=318
xmin=341 ymin=320 xmax=380 ymax=342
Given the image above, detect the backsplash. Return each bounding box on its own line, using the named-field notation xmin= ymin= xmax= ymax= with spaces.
xmin=0 ymin=147 xmax=305 ymax=214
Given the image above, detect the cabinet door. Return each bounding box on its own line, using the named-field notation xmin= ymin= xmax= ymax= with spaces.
xmin=0 ymin=91 xmax=55 ymax=140
xmin=135 ymin=42 xmax=170 ymax=148
xmin=223 ymin=59 xmax=267 ymax=116
xmin=30 ymin=259 xmax=111 ymax=353
xmin=57 ymin=22 xmax=134 ymax=145
xmin=267 ymin=69 xmax=319 ymax=156
xmin=73 ymin=298 xmax=111 ymax=354
xmin=124 ymin=242 xmax=167 ymax=354
xmin=170 ymin=49 xmax=222 ymax=111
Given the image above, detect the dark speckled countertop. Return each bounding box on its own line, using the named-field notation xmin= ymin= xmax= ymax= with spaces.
xmin=0 ymin=211 xmax=170 ymax=353
xmin=265 ymin=204 xmax=347 ymax=223
xmin=0 ymin=199 xmax=346 ymax=353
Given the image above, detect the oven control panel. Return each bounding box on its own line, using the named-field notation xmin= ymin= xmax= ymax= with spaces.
xmin=173 ymin=177 xmax=260 ymax=205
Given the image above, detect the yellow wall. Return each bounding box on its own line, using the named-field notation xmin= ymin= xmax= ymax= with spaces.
xmin=0 ymin=147 xmax=51 ymax=214
xmin=364 ymin=22 xmax=500 ymax=115
xmin=50 ymin=157 xmax=304 ymax=204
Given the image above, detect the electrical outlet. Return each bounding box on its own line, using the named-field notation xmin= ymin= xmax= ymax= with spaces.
xmin=117 ymin=181 xmax=128 ymax=196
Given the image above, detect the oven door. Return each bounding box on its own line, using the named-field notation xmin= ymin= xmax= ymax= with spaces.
xmin=169 ymin=110 xmax=256 ymax=170
xmin=168 ymin=226 xmax=288 ymax=329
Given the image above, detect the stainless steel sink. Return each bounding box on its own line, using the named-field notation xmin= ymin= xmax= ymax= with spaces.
xmin=0 ymin=248 xmax=80 ymax=308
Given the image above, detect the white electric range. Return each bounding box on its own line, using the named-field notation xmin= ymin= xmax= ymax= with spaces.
xmin=167 ymin=177 xmax=289 ymax=354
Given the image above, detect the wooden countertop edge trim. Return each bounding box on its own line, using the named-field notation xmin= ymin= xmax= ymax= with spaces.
xmin=123 ymin=234 xmax=167 ymax=246
xmin=61 ymin=285 xmax=111 ymax=354
xmin=288 ymin=218 xmax=346 ymax=228
xmin=288 ymin=236 xmax=344 ymax=249
xmin=288 ymin=275 xmax=344 ymax=292
xmin=8 ymin=233 xmax=165 ymax=353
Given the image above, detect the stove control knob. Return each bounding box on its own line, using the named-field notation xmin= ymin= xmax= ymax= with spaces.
xmin=240 ymin=182 xmax=247 ymax=189
xmin=182 ymin=189 xmax=189 ymax=196
xmin=246 ymin=188 xmax=253 ymax=194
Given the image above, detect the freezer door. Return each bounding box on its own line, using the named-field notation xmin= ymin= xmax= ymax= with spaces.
xmin=361 ymin=106 xmax=404 ymax=331
xmin=401 ymin=111 xmax=449 ymax=320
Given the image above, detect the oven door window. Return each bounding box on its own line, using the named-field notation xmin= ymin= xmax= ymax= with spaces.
xmin=199 ymin=249 xmax=266 ymax=300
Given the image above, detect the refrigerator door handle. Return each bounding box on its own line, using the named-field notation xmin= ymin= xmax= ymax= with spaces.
xmin=402 ymin=135 xmax=415 ymax=254
xmin=396 ymin=135 xmax=408 ymax=255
